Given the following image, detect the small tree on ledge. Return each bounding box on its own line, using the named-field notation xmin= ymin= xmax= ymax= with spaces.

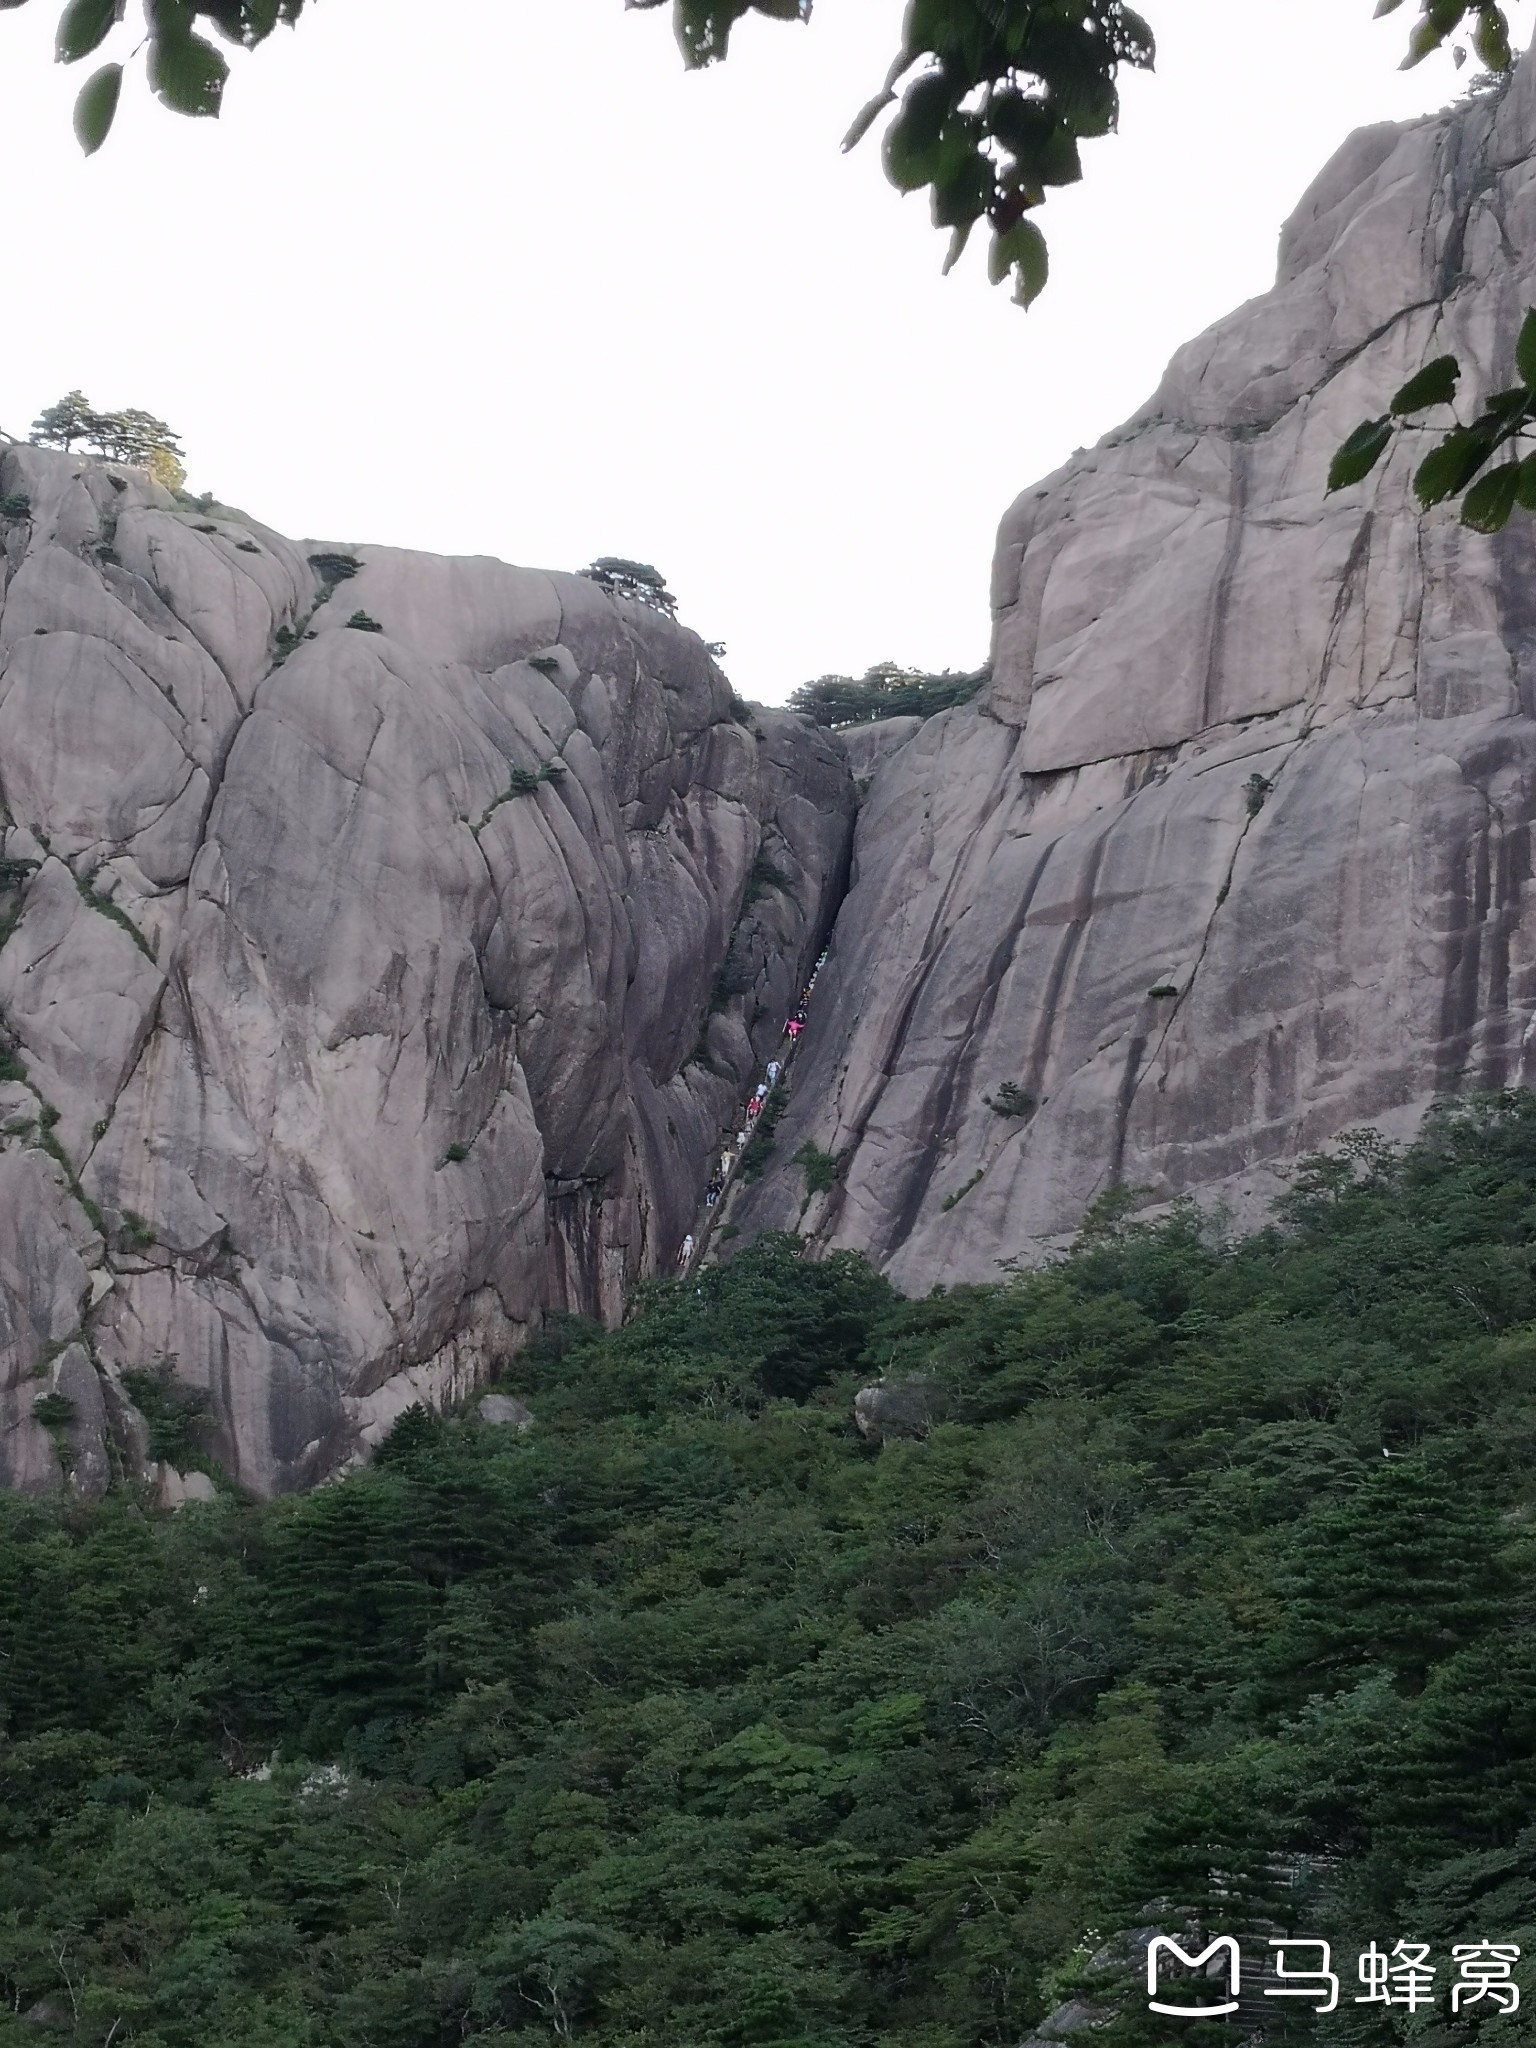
xmin=578 ymin=556 xmax=678 ymax=619
xmin=29 ymin=391 xmax=94 ymax=453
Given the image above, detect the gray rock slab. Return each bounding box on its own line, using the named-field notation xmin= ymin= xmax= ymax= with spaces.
xmin=736 ymin=53 xmax=1536 ymax=1285
xmin=0 ymin=447 xmax=853 ymax=1494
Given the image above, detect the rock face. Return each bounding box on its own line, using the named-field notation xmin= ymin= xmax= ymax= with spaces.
xmin=0 ymin=446 xmax=852 ymax=1494
xmin=736 ymin=54 xmax=1536 ymax=1284
xmin=16 ymin=53 xmax=1536 ymax=1497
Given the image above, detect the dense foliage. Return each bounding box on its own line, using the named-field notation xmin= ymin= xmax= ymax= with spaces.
xmin=6 ymin=1097 xmax=1536 ymax=2044
xmin=789 ymin=661 xmax=984 ymax=728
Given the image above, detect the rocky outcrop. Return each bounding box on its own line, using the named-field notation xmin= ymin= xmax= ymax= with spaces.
xmin=735 ymin=54 xmax=1536 ymax=1283
xmin=0 ymin=446 xmax=853 ymax=1494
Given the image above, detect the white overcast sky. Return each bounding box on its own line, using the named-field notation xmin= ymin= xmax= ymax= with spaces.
xmin=1 ymin=0 xmax=1528 ymax=700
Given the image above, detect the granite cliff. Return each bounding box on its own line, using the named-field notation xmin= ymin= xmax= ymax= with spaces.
xmin=13 ymin=49 xmax=1536 ymax=1497
xmin=0 ymin=447 xmax=851 ymax=1495
xmin=735 ymin=51 xmax=1536 ymax=1285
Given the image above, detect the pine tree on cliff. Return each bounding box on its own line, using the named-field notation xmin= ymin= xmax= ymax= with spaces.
xmin=29 ymin=390 xmax=94 ymax=454
xmin=30 ymin=395 xmax=186 ymax=491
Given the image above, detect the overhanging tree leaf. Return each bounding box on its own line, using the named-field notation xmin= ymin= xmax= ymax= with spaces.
xmin=1461 ymin=459 xmax=1521 ymax=530
xmin=1514 ymin=308 xmax=1536 ymax=387
xmin=72 ymin=59 xmax=121 ymax=152
xmin=882 ymin=69 xmax=952 ymax=193
xmin=147 ymin=20 xmax=228 ymax=114
xmin=1327 ymin=416 xmax=1394 ymax=491
xmin=1414 ymin=426 xmax=1495 ymax=507
xmin=1390 ymin=353 xmax=1461 ymax=414
xmin=941 ymin=219 xmax=974 ymax=276
xmin=55 ymin=0 xmax=117 ymax=63
xmin=1516 ymin=453 xmax=1536 ymax=509
xmin=998 ymin=217 xmax=1048 ymax=308
xmin=1473 ymin=1 xmax=1511 ymax=68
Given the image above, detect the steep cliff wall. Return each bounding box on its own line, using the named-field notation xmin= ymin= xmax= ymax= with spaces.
xmin=0 ymin=446 xmax=853 ymax=1494
xmin=735 ymin=56 xmax=1536 ymax=1283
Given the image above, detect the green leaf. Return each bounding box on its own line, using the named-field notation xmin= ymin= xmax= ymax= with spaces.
xmin=841 ymin=86 xmax=894 ymax=155
xmin=72 ymin=60 xmax=121 ymax=153
xmin=1414 ymin=426 xmax=1494 ymax=507
xmin=929 ymin=147 xmax=990 ymax=230
xmin=1516 ymin=453 xmax=1536 ymax=511
xmin=147 ymin=23 xmax=228 ymax=115
xmin=989 ymin=217 xmax=1048 ymax=309
xmin=882 ymin=69 xmax=952 ymax=192
xmin=1472 ymin=3 xmax=1511 ymax=68
xmin=55 ymin=0 xmax=117 ymax=63
xmin=1514 ymin=309 xmax=1536 ymax=389
xmin=940 ymin=219 xmax=973 ymax=277
xmin=1390 ymin=354 xmax=1460 ymax=415
xmin=1461 ymin=459 xmax=1521 ymax=532
xmin=1327 ymin=417 xmax=1393 ymax=492
xmin=1401 ymin=16 xmax=1446 ymax=65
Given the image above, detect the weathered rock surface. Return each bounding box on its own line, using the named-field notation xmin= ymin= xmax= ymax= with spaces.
xmin=736 ymin=53 xmax=1536 ymax=1283
xmin=0 ymin=448 xmax=852 ymax=1494
xmin=17 ymin=50 xmax=1536 ymax=1493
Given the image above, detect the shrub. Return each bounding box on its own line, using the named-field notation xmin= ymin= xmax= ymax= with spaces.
xmin=738 ymin=1091 xmax=785 ymax=1180
xmin=121 ymin=1364 xmax=211 ymax=1466
xmin=578 ymin=556 xmax=678 ymax=618
xmin=793 ymin=1141 xmax=842 ymax=1195
xmin=985 ymin=1081 xmax=1035 ymax=1118
xmin=941 ymin=1168 xmax=984 ymax=1211
xmin=743 ymin=853 xmax=789 ymax=906
xmin=445 ymin=1142 xmax=470 ymax=1164
xmin=1245 ymin=772 xmax=1273 ymax=815
xmin=121 ymin=1210 xmax=156 ymax=1250
xmin=346 ymin=611 xmax=383 ymax=633
xmin=1147 ymin=983 xmax=1180 ymax=999
xmin=308 ymin=551 xmax=362 ymax=585
xmin=31 ymin=1392 xmax=74 ymax=1430
xmin=0 ymin=492 xmax=30 ymax=519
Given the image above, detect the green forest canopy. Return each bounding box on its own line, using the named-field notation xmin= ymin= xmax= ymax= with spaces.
xmin=6 ymin=1093 xmax=1536 ymax=2043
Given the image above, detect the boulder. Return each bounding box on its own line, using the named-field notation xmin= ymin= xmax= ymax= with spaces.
xmin=479 ymin=1393 xmax=534 ymax=1429
xmin=852 ymin=1380 xmax=940 ymax=1442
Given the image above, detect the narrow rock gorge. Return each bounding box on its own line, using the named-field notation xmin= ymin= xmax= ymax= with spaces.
xmin=12 ymin=47 xmax=1536 ymax=1495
